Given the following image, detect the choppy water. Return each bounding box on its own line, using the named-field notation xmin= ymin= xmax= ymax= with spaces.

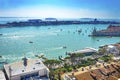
xmin=0 ymin=18 xmax=120 ymax=67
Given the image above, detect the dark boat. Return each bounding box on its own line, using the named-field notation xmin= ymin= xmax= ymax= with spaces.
xmin=0 ymin=59 xmax=7 ymax=64
xmin=0 ymin=55 xmax=2 ymax=58
xmin=78 ymin=29 xmax=82 ymax=33
xmin=107 ymin=36 xmax=112 ymax=38
xmin=58 ymin=56 xmax=64 ymax=61
xmin=0 ymin=61 xmax=7 ymax=64
xmin=97 ymin=40 xmax=99 ymax=41
xmin=29 ymin=41 xmax=33 ymax=43
xmin=0 ymin=33 xmax=3 ymax=36
xmin=63 ymin=46 xmax=67 ymax=49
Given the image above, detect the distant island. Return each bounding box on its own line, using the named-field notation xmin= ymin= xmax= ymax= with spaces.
xmin=90 ymin=25 xmax=120 ymax=36
xmin=0 ymin=18 xmax=120 ymax=28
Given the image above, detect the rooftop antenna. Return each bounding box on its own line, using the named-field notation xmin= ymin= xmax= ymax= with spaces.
xmin=22 ymin=53 xmax=28 ymax=67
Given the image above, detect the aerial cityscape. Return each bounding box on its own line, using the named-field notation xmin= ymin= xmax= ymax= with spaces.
xmin=0 ymin=0 xmax=120 ymax=80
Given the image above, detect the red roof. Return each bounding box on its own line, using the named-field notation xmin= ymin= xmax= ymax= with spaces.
xmin=99 ymin=26 xmax=120 ymax=33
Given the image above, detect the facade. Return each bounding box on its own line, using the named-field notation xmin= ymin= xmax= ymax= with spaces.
xmin=100 ymin=44 xmax=120 ymax=56
xmin=91 ymin=25 xmax=120 ymax=36
xmin=68 ymin=47 xmax=98 ymax=56
xmin=45 ymin=18 xmax=57 ymax=21
xmin=4 ymin=58 xmax=49 ymax=80
xmin=28 ymin=19 xmax=42 ymax=23
xmin=107 ymin=45 xmax=119 ymax=55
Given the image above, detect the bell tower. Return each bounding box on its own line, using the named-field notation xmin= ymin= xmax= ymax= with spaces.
xmin=92 ymin=27 xmax=97 ymax=35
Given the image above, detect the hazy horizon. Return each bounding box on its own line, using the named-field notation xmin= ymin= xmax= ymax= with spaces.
xmin=0 ymin=0 xmax=120 ymax=19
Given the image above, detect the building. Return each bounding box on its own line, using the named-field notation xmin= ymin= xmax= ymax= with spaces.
xmin=68 ymin=47 xmax=98 ymax=56
xmin=107 ymin=45 xmax=119 ymax=55
xmin=64 ymin=62 xmax=120 ymax=80
xmin=28 ymin=19 xmax=42 ymax=23
xmin=91 ymin=25 xmax=120 ymax=36
xmin=0 ymin=70 xmax=6 ymax=80
xmin=4 ymin=57 xmax=49 ymax=80
xmin=45 ymin=18 xmax=57 ymax=21
xmin=100 ymin=44 xmax=120 ymax=56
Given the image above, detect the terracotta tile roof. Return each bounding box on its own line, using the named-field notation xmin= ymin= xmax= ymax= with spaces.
xmin=75 ymin=63 xmax=120 ymax=80
xmin=98 ymin=25 xmax=120 ymax=33
xmin=75 ymin=72 xmax=93 ymax=80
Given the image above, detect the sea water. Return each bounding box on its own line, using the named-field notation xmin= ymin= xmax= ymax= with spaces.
xmin=0 ymin=18 xmax=120 ymax=66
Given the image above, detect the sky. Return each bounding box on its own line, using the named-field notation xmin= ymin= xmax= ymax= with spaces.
xmin=0 ymin=0 xmax=120 ymax=18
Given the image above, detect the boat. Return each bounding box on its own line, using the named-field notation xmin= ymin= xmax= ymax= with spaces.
xmin=0 ymin=55 xmax=2 ymax=58
xmin=78 ymin=29 xmax=82 ymax=33
xmin=48 ymin=27 xmax=51 ymax=29
xmin=0 ymin=61 xmax=7 ymax=64
xmin=60 ymin=29 xmax=63 ymax=31
xmin=29 ymin=41 xmax=33 ymax=43
xmin=0 ymin=59 xmax=7 ymax=64
xmin=107 ymin=36 xmax=112 ymax=38
xmin=0 ymin=33 xmax=3 ymax=36
xmin=58 ymin=56 xmax=64 ymax=61
xmin=63 ymin=46 xmax=67 ymax=49
xmin=97 ymin=40 xmax=99 ymax=41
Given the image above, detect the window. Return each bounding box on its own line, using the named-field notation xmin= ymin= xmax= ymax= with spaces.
xmin=20 ymin=72 xmax=39 ymax=80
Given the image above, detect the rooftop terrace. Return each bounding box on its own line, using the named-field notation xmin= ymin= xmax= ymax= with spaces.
xmin=68 ymin=47 xmax=98 ymax=54
xmin=4 ymin=58 xmax=49 ymax=78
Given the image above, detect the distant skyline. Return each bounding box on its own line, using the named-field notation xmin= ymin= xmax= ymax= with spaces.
xmin=0 ymin=0 xmax=120 ymax=18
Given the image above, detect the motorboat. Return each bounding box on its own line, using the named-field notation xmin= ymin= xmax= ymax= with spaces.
xmin=63 ymin=46 xmax=67 ymax=49
xmin=29 ymin=41 xmax=33 ymax=43
xmin=0 ymin=33 xmax=3 ymax=36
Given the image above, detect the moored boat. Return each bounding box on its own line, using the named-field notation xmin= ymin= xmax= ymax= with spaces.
xmin=0 ymin=33 xmax=3 ymax=36
xmin=29 ymin=41 xmax=33 ymax=43
xmin=63 ymin=46 xmax=67 ymax=49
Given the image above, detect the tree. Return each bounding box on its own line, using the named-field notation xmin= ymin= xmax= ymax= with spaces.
xmin=44 ymin=59 xmax=62 ymax=69
xmin=58 ymin=73 xmax=61 ymax=80
xmin=98 ymin=48 xmax=107 ymax=55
